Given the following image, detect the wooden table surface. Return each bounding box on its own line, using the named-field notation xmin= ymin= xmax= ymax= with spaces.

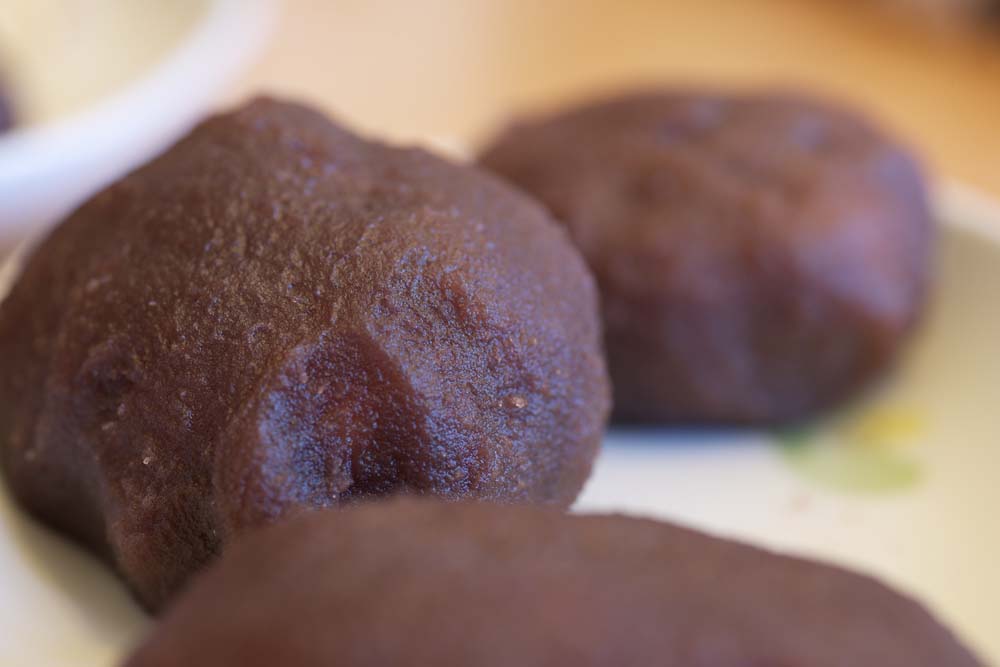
xmin=230 ymin=0 xmax=1000 ymax=196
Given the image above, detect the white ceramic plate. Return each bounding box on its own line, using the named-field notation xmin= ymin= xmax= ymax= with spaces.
xmin=0 ymin=182 xmax=997 ymax=664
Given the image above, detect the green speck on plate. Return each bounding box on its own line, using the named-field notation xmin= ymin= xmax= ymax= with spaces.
xmin=776 ymin=428 xmax=922 ymax=494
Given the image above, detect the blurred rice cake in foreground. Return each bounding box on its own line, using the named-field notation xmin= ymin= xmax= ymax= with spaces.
xmin=125 ymin=498 xmax=982 ymax=667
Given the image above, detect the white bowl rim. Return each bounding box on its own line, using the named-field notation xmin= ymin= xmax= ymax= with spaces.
xmin=0 ymin=0 xmax=276 ymax=185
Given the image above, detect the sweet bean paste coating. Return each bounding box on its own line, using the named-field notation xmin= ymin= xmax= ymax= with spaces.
xmin=125 ymin=498 xmax=981 ymax=667
xmin=480 ymin=91 xmax=933 ymax=425
xmin=0 ymin=97 xmax=610 ymax=610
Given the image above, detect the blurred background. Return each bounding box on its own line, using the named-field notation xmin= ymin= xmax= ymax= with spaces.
xmin=1 ymin=0 xmax=999 ymax=252
xmin=1 ymin=4 xmax=999 ymax=662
